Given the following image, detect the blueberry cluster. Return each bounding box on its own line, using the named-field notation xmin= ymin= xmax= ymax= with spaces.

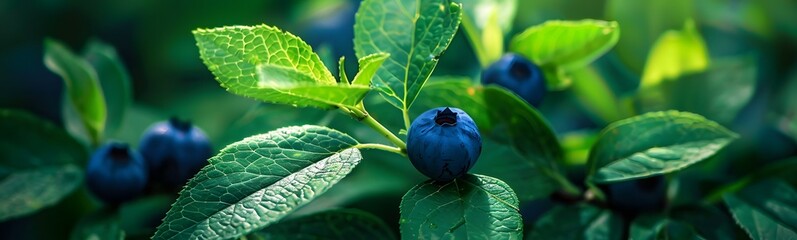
xmin=85 ymin=118 xmax=212 ymax=205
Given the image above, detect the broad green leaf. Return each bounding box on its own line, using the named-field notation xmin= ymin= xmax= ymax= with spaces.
xmin=251 ymin=209 xmax=396 ymax=240
xmin=640 ymin=20 xmax=709 ymax=88
xmin=0 ymin=109 xmax=86 ymax=221
xmin=629 ymin=214 xmax=704 ymax=240
xmin=193 ymin=25 xmax=370 ymax=109
xmin=637 ymin=57 xmax=756 ymax=125
xmin=83 ymin=39 xmax=132 ymax=137
xmin=153 ymin=125 xmax=362 ymax=239
xmin=570 ymin=66 xmax=625 ymax=124
xmin=418 ymin=79 xmax=563 ymax=171
xmin=606 ymin=0 xmax=693 ymax=73
xmin=459 ymin=0 xmax=517 ymax=66
xmin=400 ymin=174 xmax=522 ymax=239
xmin=587 ymin=111 xmax=737 ymax=183
xmin=70 ymin=210 xmax=125 ymax=240
xmin=724 ymin=180 xmax=797 ymax=240
xmin=44 ymin=39 xmax=107 ymax=142
xmin=509 ymin=20 xmax=619 ymax=89
xmin=473 ymin=139 xmax=558 ymax=201
xmin=354 ymin=0 xmax=462 ymax=109
xmin=352 ymin=53 xmax=390 ymax=86
xmin=670 ymin=206 xmax=736 ymax=240
xmin=527 ymin=204 xmax=622 ymax=240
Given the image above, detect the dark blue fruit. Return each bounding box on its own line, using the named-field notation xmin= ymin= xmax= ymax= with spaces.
xmin=86 ymin=142 xmax=148 ymax=204
xmin=139 ymin=118 xmax=212 ymax=189
xmin=407 ymin=107 xmax=482 ymax=182
xmin=606 ymin=175 xmax=666 ymax=214
xmin=481 ymin=53 xmax=547 ymax=107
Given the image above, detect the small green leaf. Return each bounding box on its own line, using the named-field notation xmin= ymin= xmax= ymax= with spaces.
xmin=629 ymin=214 xmax=704 ymax=240
xmin=252 ymin=209 xmax=396 ymax=240
xmin=640 ymin=19 xmax=709 ymax=88
xmin=638 ymin=56 xmax=757 ymax=125
xmin=352 ymin=53 xmax=390 ymax=86
xmin=44 ymin=39 xmax=107 ymax=143
xmin=338 ymin=56 xmax=350 ymax=86
xmin=724 ymin=180 xmax=797 ymax=240
xmin=153 ymin=125 xmax=362 ymax=239
xmin=354 ymin=0 xmax=463 ymax=109
xmin=509 ymin=20 xmax=619 ymax=89
xmin=400 ymin=174 xmax=522 ymax=239
xmin=193 ymin=25 xmax=370 ymax=109
xmin=0 ymin=109 xmax=86 ymax=221
xmin=70 ymin=210 xmax=125 ymax=240
xmin=587 ymin=111 xmax=737 ymax=183
xmin=527 ymin=204 xmax=623 ymax=240
xmin=459 ymin=0 xmax=516 ymax=66
xmin=82 ymin=39 xmax=132 ymax=138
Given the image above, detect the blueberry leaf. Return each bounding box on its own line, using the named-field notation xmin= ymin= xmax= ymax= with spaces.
xmin=82 ymin=39 xmax=132 ymax=138
xmin=0 ymin=109 xmax=86 ymax=221
xmin=629 ymin=214 xmax=704 ymax=240
xmin=192 ymin=25 xmax=370 ymax=109
xmin=459 ymin=0 xmax=517 ymax=66
xmin=399 ymin=174 xmax=522 ymax=239
xmin=250 ymin=209 xmax=396 ymax=240
xmin=352 ymin=53 xmax=390 ymax=86
xmin=587 ymin=111 xmax=737 ymax=183
xmin=509 ymin=20 xmax=620 ymax=89
xmin=473 ymin=139 xmax=558 ymax=201
xmin=724 ymin=180 xmax=797 ymax=240
xmin=354 ymin=0 xmax=462 ymax=109
xmin=527 ymin=204 xmax=623 ymax=240
xmin=70 ymin=210 xmax=125 ymax=240
xmin=640 ymin=19 xmax=708 ymax=89
xmin=153 ymin=125 xmax=362 ymax=239
xmin=44 ymin=38 xmax=107 ymax=143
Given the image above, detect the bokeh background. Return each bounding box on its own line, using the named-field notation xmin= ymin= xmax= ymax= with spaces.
xmin=1 ymin=0 xmax=796 ymax=238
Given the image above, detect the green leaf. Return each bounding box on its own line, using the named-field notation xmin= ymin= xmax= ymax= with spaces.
xmin=354 ymin=0 xmax=463 ymax=109
xmin=399 ymin=174 xmax=522 ymax=239
xmin=509 ymin=20 xmax=620 ymax=89
xmin=527 ymin=204 xmax=623 ymax=240
xmin=153 ymin=125 xmax=362 ymax=239
xmin=570 ymin=66 xmax=626 ymax=124
xmin=629 ymin=214 xmax=704 ymax=240
xmin=251 ymin=209 xmax=396 ymax=240
xmin=472 ymin=139 xmax=558 ymax=201
xmin=587 ymin=111 xmax=737 ymax=183
xmin=638 ymin=56 xmax=757 ymax=125
xmin=670 ymin=206 xmax=736 ymax=240
xmin=82 ymin=39 xmax=132 ymax=138
xmin=193 ymin=25 xmax=370 ymax=109
xmin=352 ymin=53 xmax=390 ymax=86
xmin=459 ymin=0 xmax=517 ymax=66
xmin=0 ymin=109 xmax=86 ymax=221
xmin=70 ymin=210 xmax=125 ymax=240
xmin=724 ymin=180 xmax=797 ymax=240
xmin=640 ymin=20 xmax=709 ymax=88
xmin=44 ymin=38 xmax=107 ymax=143
xmin=338 ymin=56 xmax=350 ymax=86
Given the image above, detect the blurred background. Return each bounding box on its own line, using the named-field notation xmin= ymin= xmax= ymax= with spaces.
xmin=1 ymin=0 xmax=796 ymax=238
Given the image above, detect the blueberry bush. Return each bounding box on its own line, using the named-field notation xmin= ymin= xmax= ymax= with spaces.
xmin=1 ymin=0 xmax=797 ymax=239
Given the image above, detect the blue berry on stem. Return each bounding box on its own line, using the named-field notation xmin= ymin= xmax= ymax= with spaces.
xmin=407 ymin=107 xmax=482 ymax=182
xmin=86 ymin=142 xmax=148 ymax=205
xmin=139 ymin=118 xmax=212 ymax=189
xmin=481 ymin=53 xmax=547 ymax=107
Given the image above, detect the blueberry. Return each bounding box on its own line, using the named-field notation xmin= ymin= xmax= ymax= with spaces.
xmin=407 ymin=107 xmax=482 ymax=182
xmin=605 ymin=175 xmax=666 ymax=214
xmin=139 ymin=118 xmax=212 ymax=189
xmin=481 ymin=53 xmax=547 ymax=107
xmin=86 ymin=142 xmax=148 ymax=204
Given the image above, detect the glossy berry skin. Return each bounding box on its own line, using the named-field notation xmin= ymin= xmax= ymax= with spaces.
xmin=139 ymin=118 xmax=212 ymax=189
xmin=407 ymin=107 xmax=482 ymax=182
xmin=606 ymin=175 xmax=666 ymax=214
xmin=86 ymin=142 xmax=148 ymax=204
xmin=481 ymin=53 xmax=547 ymax=107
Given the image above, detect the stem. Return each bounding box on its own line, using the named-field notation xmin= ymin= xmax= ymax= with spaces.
xmin=550 ymin=170 xmax=582 ymax=196
xmin=361 ymin=114 xmax=407 ymax=150
xmin=356 ymin=143 xmax=406 ymax=156
xmin=402 ymin=108 xmax=411 ymax=131
xmin=585 ymin=182 xmax=607 ymax=202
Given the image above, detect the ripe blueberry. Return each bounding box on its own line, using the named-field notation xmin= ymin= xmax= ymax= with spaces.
xmin=605 ymin=175 xmax=666 ymax=214
xmin=86 ymin=142 xmax=148 ymax=204
xmin=407 ymin=107 xmax=482 ymax=182
xmin=139 ymin=118 xmax=212 ymax=189
xmin=481 ymin=53 xmax=547 ymax=107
